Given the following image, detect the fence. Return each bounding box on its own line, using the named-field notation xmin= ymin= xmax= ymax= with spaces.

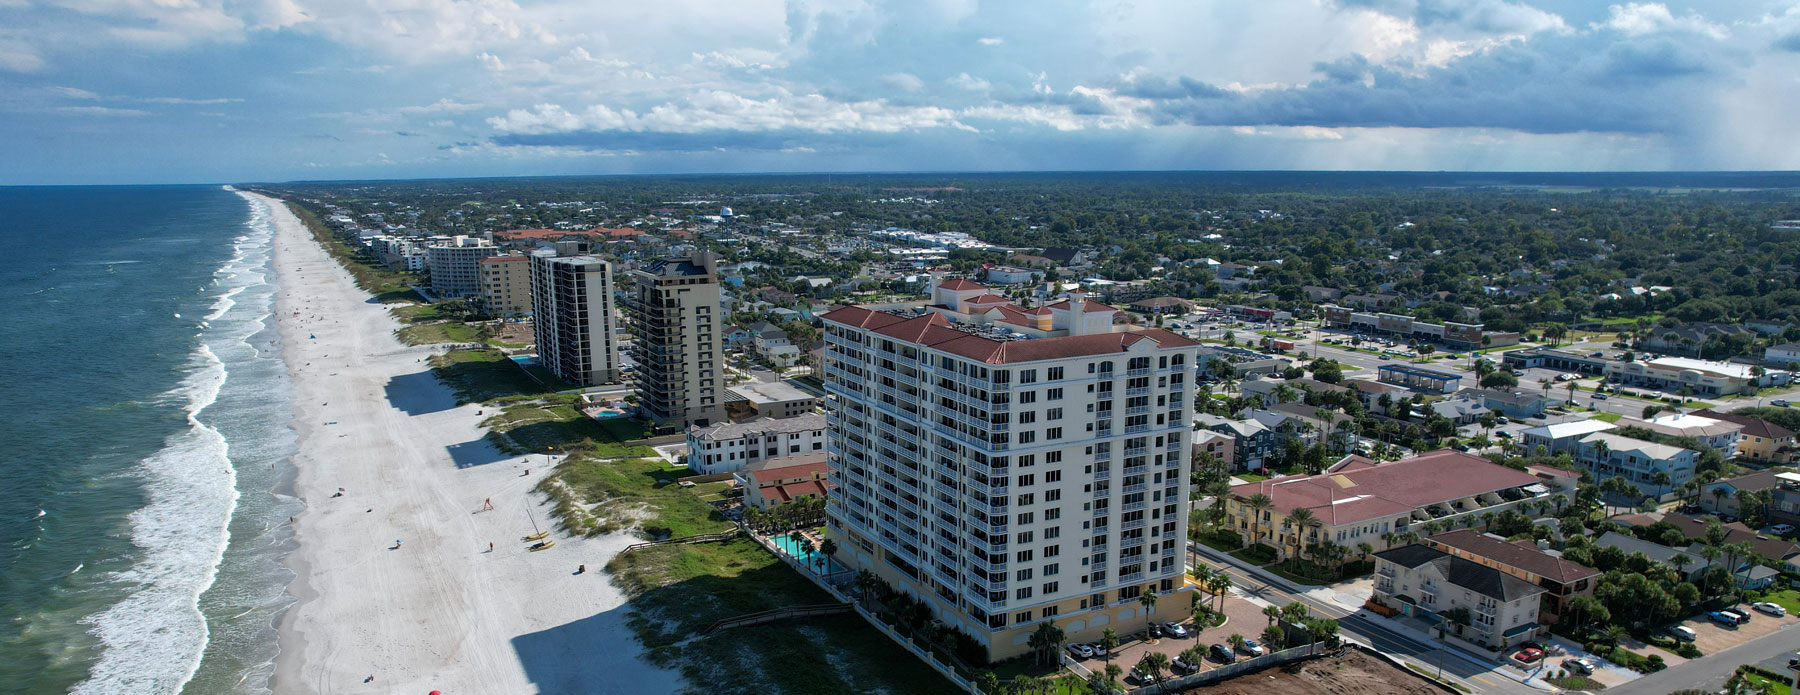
xmin=703 ymin=603 xmax=851 ymax=634
xmin=617 ymin=530 xmax=737 ymax=554
xmin=1123 ymin=645 xmax=1320 ymax=695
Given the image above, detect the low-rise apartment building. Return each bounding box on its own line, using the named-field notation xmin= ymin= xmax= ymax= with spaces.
xmin=426 ymin=235 xmax=499 ymax=298
xmin=1426 ymin=530 xmax=1599 ymax=625
xmin=1225 ymin=451 xmax=1569 ymax=561
xmin=477 ymin=254 xmax=531 ymax=316
xmin=1576 ymin=432 xmax=1697 ymax=501
xmin=1519 ymin=420 xmax=1617 ymax=458
xmin=742 ymin=452 xmax=832 ymax=511
xmin=1616 ymin=413 xmax=1741 ymax=457
xmin=1372 ymin=544 xmax=1547 ymax=650
xmin=687 ymin=413 xmax=827 ymax=474
xmin=1195 ymin=414 xmax=1275 ymax=472
xmin=1693 ymin=409 xmax=1793 ymax=463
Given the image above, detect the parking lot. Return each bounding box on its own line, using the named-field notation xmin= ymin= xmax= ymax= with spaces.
xmin=1680 ymin=606 xmax=1798 ymax=653
xmin=1074 ymin=594 xmax=1274 ymax=681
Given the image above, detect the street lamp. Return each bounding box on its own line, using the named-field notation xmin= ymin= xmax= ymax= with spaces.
xmin=1434 ymin=615 xmax=1449 ymax=681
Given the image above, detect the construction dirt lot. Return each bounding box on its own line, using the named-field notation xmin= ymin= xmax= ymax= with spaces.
xmin=1183 ymin=649 xmax=1445 ymax=695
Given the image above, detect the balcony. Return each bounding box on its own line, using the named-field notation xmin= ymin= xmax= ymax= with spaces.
xmin=1118 ymin=571 xmax=1145 ymax=584
xmin=1127 ymin=367 xmax=1151 ymax=377
xmin=1123 ymin=446 xmax=1148 ymax=457
xmin=1091 ymin=488 xmax=1111 ymax=499
xmin=1126 ymin=386 xmax=1150 ymax=396
xmin=1121 ymin=518 xmax=1147 ymax=531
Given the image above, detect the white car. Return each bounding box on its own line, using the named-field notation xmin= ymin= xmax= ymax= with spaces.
xmin=1667 ymin=626 xmax=1698 ymax=642
xmin=1162 ymin=622 xmax=1190 ymax=639
xmin=1066 ymin=643 xmax=1096 ymax=659
xmin=1752 ymin=602 xmax=1788 ymax=617
xmin=1563 ymin=657 xmax=1595 ymax=674
xmin=1769 ymin=523 xmax=1796 ymax=535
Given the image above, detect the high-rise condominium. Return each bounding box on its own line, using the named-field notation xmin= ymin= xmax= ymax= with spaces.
xmin=625 ymin=251 xmax=725 ymax=428
xmin=529 ymin=253 xmax=621 ymax=387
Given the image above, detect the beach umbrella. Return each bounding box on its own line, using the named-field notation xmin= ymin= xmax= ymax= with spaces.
xmin=430 ymin=691 xmax=442 ymax=695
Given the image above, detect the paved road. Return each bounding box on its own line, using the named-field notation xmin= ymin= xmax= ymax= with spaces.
xmin=1608 ymin=621 xmax=1800 ymax=694
xmin=1188 ymin=543 xmax=1538 ymax=695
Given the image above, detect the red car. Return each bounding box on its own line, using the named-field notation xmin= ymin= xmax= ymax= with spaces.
xmin=1513 ymin=648 xmax=1544 ymax=663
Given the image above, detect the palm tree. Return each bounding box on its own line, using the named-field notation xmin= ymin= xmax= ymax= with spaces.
xmin=1246 ymin=493 xmax=1274 ymax=547
xmin=1139 ymin=589 xmax=1159 ymax=638
xmin=1099 ymin=628 xmax=1121 ymax=667
xmin=1210 ymin=571 xmax=1233 ymax=611
xmin=1228 ymin=633 xmax=1246 ymax=653
xmin=1284 ymin=507 xmax=1318 ymax=560
xmin=1262 ymin=624 xmax=1286 ymax=651
xmin=1027 ymin=621 xmax=1066 ymax=666
xmin=852 ymin=569 xmax=880 ymax=609
xmin=1143 ymin=652 xmax=1172 ymax=693
xmin=818 ymin=537 xmax=838 ymax=573
xmin=1262 ymin=604 xmax=1282 ymax=626
xmin=1650 ymin=471 xmax=1672 ymax=502
xmin=1103 ymin=664 xmax=1122 ymax=690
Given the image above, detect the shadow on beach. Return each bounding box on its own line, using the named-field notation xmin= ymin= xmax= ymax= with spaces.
xmin=511 ymin=603 xmax=672 ymax=694
xmin=446 ymin=438 xmax=509 ymax=468
xmin=383 ymin=370 xmax=456 ymax=415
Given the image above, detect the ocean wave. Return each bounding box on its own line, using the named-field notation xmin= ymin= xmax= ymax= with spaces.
xmin=68 ymin=196 xmax=281 ymax=695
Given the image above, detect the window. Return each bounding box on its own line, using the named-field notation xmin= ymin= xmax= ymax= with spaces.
xmin=1020 ymin=369 xmax=1038 ymax=384
xmin=1046 ymin=451 xmax=1062 ymax=464
xmin=1045 ymin=508 xmax=1062 ymax=522
xmin=1020 ymin=391 xmax=1037 ymax=404
xmin=1048 ymin=388 xmax=1064 ymax=401
xmin=1047 ymin=427 xmax=1063 ymax=440
xmin=1019 ymin=412 xmax=1037 ymax=424
xmin=1015 ymin=568 xmax=1033 ymax=581
xmin=1049 ymin=366 xmax=1064 ymax=380
xmin=1041 ymin=605 xmax=1059 ymax=618
xmin=1046 ymin=470 xmax=1062 ymax=483
xmin=1019 ymin=431 xmax=1036 ymax=444
xmin=1042 ymin=581 xmax=1060 ymax=594
xmin=1046 ymin=489 xmax=1062 ymax=502
xmin=1014 ymin=611 xmax=1032 ymax=624
xmin=1015 ymin=587 xmax=1034 ymax=600
xmin=1047 ymin=408 xmax=1063 ymax=421
xmin=1017 ymin=512 xmax=1035 ymax=524
xmin=1018 ymin=493 xmax=1036 ymax=506
xmin=1019 ymin=474 xmax=1036 ymax=486
xmin=1016 ymin=549 xmax=1034 ymax=562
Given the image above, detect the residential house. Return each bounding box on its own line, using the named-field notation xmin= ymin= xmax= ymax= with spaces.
xmin=1577 ymin=432 xmax=1697 ymax=501
xmin=1649 ymin=513 xmax=1800 ymax=569
xmin=1426 ymin=530 xmax=1599 ymax=625
xmin=748 ymin=320 xmax=802 ymax=368
xmin=1429 ymin=397 xmax=1490 ymax=426
xmin=1302 ymin=286 xmax=1343 ymax=303
xmin=1693 ymin=409 xmax=1795 ymax=463
xmin=1346 ymin=379 xmax=1408 ymax=410
xmin=1591 ymin=531 xmax=1709 ymax=581
xmin=1773 ymin=472 xmax=1800 ymax=528
xmin=1765 ymin=343 xmax=1800 ymax=366
xmin=1194 ymin=429 xmax=1236 ymax=468
xmin=1196 ymin=413 xmax=1276 ymax=472
xmin=1699 ymin=470 xmax=1789 ymax=517
xmin=1371 ymin=545 xmax=1547 ymax=650
xmin=741 ymin=452 xmax=833 ymax=511
xmin=1225 ymin=451 xmax=1571 ymax=562
xmin=1473 ymin=389 xmax=1549 ymax=419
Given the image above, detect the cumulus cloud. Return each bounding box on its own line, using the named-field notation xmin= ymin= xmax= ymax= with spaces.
xmin=947 ymin=72 xmax=991 ymax=91
xmin=879 ymin=72 xmax=924 ymax=92
xmin=977 ymin=37 xmax=1003 ymax=45
xmin=487 ymin=89 xmax=973 ymax=136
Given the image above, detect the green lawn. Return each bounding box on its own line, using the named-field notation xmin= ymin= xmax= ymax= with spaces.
xmin=483 ymin=396 xmax=608 ymax=455
xmin=1593 ymin=412 xmax=1623 ymax=423
xmin=430 ymin=349 xmax=552 ymax=403
xmin=1230 ymin=544 xmax=1279 ymax=566
xmin=1193 ymin=528 xmax=1244 ymax=553
xmin=1757 ymin=588 xmax=1800 ymax=614
xmin=398 ymin=321 xmax=483 ymax=345
xmin=391 ymin=303 xmax=454 ymax=323
xmin=1236 ymin=473 xmax=1268 ymax=482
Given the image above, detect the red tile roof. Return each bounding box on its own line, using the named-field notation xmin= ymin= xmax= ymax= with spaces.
xmin=1230 ymin=450 xmax=1541 ymax=526
xmin=938 ymin=278 xmax=987 ymax=291
xmin=821 ymin=306 xmax=1200 ymax=364
xmin=773 ymin=480 xmax=830 ymax=503
xmin=965 ymin=294 xmax=1010 ymax=305
xmin=1427 ymin=529 xmax=1600 ymax=584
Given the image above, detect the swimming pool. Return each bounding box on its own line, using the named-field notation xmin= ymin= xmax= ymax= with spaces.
xmin=771 ymin=533 xmax=846 ymax=575
xmin=591 ymin=409 xmax=628 ymax=420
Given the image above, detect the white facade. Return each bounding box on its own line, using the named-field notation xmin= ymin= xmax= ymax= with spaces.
xmin=426 ymin=235 xmax=499 ymax=298
xmin=529 ymin=253 xmax=621 ymax=386
xmin=687 ymin=413 xmax=827 ymax=474
xmin=821 ymin=304 xmax=1201 ymax=660
xmin=1578 ymin=432 xmax=1697 ymax=501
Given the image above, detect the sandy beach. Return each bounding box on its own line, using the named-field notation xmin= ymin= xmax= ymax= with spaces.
xmin=257 ymin=193 xmax=678 ymax=695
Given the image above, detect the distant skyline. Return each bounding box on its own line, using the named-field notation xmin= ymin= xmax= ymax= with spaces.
xmin=4 ymin=0 xmax=1800 ymax=185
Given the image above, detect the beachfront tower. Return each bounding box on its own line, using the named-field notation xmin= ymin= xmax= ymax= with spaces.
xmin=426 ymin=235 xmax=499 ymax=298
xmin=625 ymin=251 xmax=726 ymax=429
xmin=819 ymin=280 xmax=1201 ymax=660
xmin=529 ymin=252 xmax=622 ymax=387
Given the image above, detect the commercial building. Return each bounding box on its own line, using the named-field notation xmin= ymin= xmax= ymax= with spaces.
xmin=426 ymin=235 xmax=499 ymax=298
xmin=819 ymin=297 xmax=1202 ymax=660
xmin=626 ymin=252 xmax=727 ymax=429
xmin=1693 ymin=410 xmax=1795 ymax=463
xmin=1472 ymin=389 xmax=1549 ymax=419
xmin=1576 ymin=432 xmax=1697 ymax=501
xmin=1225 ymin=451 xmax=1570 ymax=562
xmin=528 ymin=253 xmax=621 ymax=387
xmin=1605 ymin=357 xmax=1766 ymax=397
xmin=742 ymin=452 xmax=832 ymax=511
xmin=1501 ymin=347 xmax=1609 ymax=376
xmin=477 ymin=254 xmax=531 ymax=317
xmin=724 ymin=380 xmax=821 ymax=420
xmin=1425 ymin=530 xmax=1599 ymax=625
xmin=1372 ymin=544 xmax=1547 ymax=650
xmin=1319 ymin=305 xmax=1486 ymax=350
xmin=1377 ymin=364 xmax=1463 ymax=394
xmin=687 ymin=413 xmax=827 ymax=474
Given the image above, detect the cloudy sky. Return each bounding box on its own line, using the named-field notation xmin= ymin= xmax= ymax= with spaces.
xmin=3 ymin=0 xmax=1799 ymax=184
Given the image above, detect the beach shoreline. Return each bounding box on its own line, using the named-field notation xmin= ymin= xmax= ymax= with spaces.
xmin=256 ymin=193 xmax=678 ymax=695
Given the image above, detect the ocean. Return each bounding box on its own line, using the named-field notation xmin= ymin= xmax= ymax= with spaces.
xmin=0 ymin=186 xmax=301 ymax=695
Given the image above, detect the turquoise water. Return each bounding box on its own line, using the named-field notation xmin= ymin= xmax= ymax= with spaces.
xmin=771 ymin=534 xmax=847 ymax=574
xmin=0 ymin=186 xmax=300 ymax=695
xmin=593 ymin=410 xmax=629 ymax=420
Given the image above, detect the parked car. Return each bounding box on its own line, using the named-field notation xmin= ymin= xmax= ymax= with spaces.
xmin=1512 ymin=369 xmax=1526 ymax=376
xmin=1147 ymin=623 xmax=1163 ymax=639
xmin=1752 ymin=602 xmax=1787 ymax=617
xmin=1497 ymin=431 xmax=1514 ymax=439
xmin=1707 ymin=611 xmax=1740 ymax=627
xmin=1563 ymin=657 xmax=1596 ymax=674
xmin=1171 ymin=655 xmax=1200 ymax=674
xmin=1667 ymin=626 xmax=1698 ymax=641
xmin=1209 ymin=643 xmax=1238 ymax=663
xmin=1496 ymin=416 xmax=1510 ymax=425
xmin=1239 ymin=638 xmax=1265 ymax=656
xmin=1770 ymin=523 xmax=1796 ymax=535
xmin=1163 ymin=622 xmax=1190 ymax=639
xmin=1128 ymin=665 xmax=1154 ymax=684
xmin=1720 ymin=608 xmax=1751 ymax=624
xmin=1513 ymin=647 xmax=1545 ymax=663
xmin=1772 ymin=399 xmax=1791 ymax=407
xmin=1066 ymin=643 xmax=1096 ymax=659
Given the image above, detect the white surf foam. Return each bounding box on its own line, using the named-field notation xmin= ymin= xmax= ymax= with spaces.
xmin=69 ymin=201 xmax=277 ymax=695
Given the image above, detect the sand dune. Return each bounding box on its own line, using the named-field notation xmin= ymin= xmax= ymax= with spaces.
xmin=258 ymin=193 xmax=677 ymax=695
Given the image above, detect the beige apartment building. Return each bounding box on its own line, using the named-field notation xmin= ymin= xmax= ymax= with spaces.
xmin=1373 ymin=544 xmax=1547 ymax=650
xmin=426 ymin=234 xmax=498 ymax=298
xmin=478 ymin=254 xmax=530 ymax=316
xmin=626 ymin=252 xmax=726 ymax=429
xmin=529 ymin=253 xmax=621 ymax=387
xmin=821 ymin=278 xmax=1203 ymax=660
